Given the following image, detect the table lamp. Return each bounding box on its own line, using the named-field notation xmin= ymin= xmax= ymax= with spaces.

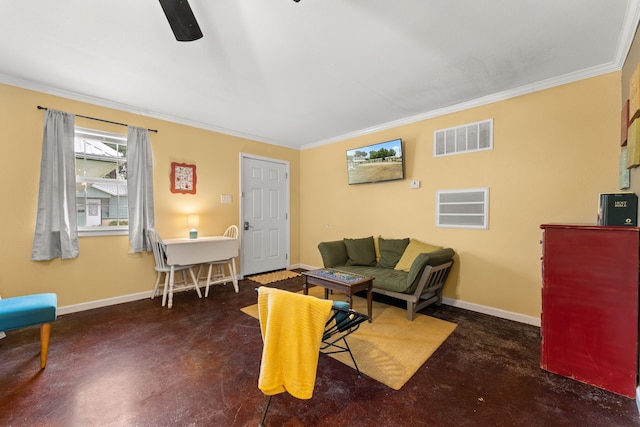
xmin=187 ymin=214 xmax=199 ymax=239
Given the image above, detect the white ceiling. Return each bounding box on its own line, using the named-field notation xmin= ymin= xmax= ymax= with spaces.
xmin=1 ymin=1 xmax=639 ymax=149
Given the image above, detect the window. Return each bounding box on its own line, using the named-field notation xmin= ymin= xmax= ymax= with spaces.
xmin=434 ymin=119 xmax=493 ymax=157
xmin=74 ymin=127 xmax=128 ymax=236
xmin=436 ymin=188 xmax=489 ymax=229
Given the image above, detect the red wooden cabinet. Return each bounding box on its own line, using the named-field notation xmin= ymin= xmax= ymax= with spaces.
xmin=540 ymin=224 xmax=639 ymax=398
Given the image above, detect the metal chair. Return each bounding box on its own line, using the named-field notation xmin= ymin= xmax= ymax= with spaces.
xmin=319 ymin=300 xmax=368 ymax=377
xmin=148 ymin=228 xmax=201 ymax=308
xmin=257 ymin=290 xmax=368 ymax=426
xmin=204 ymin=225 xmax=239 ymax=296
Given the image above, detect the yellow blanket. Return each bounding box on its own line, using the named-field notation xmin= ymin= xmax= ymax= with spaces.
xmin=257 ymin=286 xmax=333 ymax=400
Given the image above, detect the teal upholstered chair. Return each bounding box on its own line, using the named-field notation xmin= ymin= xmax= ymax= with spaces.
xmin=0 ymin=293 xmax=58 ymax=368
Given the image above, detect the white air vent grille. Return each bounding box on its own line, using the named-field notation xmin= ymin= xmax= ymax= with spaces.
xmin=436 ymin=188 xmax=489 ymax=229
xmin=434 ymin=119 xmax=493 ymax=157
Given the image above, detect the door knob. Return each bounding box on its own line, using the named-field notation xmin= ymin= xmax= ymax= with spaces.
xmin=244 ymin=221 xmax=250 ymax=230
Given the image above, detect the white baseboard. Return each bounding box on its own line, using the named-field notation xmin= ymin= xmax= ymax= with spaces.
xmin=57 ymin=280 xmax=239 ymax=316
xmin=58 ymin=269 xmax=540 ymax=327
xmin=291 ymin=263 xmax=315 ymax=271
xmin=441 ymin=297 xmax=540 ymax=327
xmin=58 ymin=291 xmax=153 ymax=315
xmin=636 ymin=387 xmax=640 ymax=414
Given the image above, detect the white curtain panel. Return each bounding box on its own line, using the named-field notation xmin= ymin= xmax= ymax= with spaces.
xmin=127 ymin=126 xmax=155 ymax=253
xmin=31 ymin=109 xmax=78 ymax=260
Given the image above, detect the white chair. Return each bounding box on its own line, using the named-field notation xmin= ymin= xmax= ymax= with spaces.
xmin=204 ymin=225 xmax=239 ymax=296
xmin=148 ymin=228 xmax=201 ymax=308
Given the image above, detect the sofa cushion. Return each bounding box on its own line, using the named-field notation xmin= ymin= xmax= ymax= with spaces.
xmin=344 ymin=236 xmax=377 ymax=266
xmin=333 ymin=265 xmax=411 ymax=293
xmin=394 ymin=239 xmax=443 ymax=272
xmin=377 ymin=237 xmax=410 ymax=269
xmin=318 ymin=240 xmax=348 ymax=268
xmin=373 ymin=235 xmax=381 ymax=262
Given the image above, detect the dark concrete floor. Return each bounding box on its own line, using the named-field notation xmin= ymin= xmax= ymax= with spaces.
xmin=1 ymin=276 xmax=639 ymax=426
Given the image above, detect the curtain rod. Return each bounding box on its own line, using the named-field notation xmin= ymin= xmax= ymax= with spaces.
xmin=37 ymin=105 xmax=158 ymax=133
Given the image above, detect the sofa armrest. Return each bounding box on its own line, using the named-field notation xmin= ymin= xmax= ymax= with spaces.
xmin=317 ymin=240 xmax=349 ymax=268
xmin=407 ymin=248 xmax=455 ymax=292
xmin=424 ymin=248 xmax=455 ymax=266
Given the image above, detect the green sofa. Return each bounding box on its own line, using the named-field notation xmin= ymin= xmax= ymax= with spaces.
xmin=317 ymin=236 xmax=455 ymax=320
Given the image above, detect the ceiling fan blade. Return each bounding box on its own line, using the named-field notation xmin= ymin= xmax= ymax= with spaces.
xmin=158 ymin=0 xmax=203 ymax=42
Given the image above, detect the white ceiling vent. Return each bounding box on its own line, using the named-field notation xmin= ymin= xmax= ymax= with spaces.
xmin=434 ymin=119 xmax=493 ymax=157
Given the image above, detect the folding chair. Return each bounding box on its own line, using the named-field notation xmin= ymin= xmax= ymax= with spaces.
xmin=148 ymin=228 xmax=200 ymax=308
xmin=319 ymin=300 xmax=368 ymax=377
xmin=204 ymin=225 xmax=239 ymax=295
xmin=256 ymin=288 xmax=368 ymax=426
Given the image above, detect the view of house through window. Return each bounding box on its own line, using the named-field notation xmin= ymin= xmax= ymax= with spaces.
xmin=75 ymin=127 xmax=128 ymax=234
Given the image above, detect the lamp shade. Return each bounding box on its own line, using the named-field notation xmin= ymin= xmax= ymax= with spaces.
xmin=187 ymin=215 xmax=200 ymax=229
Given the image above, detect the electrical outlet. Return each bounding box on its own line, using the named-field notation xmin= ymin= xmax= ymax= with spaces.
xmin=410 ymin=180 xmax=420 ymax=189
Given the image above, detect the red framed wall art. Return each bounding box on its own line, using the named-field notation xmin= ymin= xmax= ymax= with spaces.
xmin=170 ymin=162 xmax=197 ymax=194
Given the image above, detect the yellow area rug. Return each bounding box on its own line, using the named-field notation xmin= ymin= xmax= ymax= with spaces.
xmin=241 ymin=286 xmax=457 ymax=390
xmin=246 ymin=270 xmax=301 ymax=285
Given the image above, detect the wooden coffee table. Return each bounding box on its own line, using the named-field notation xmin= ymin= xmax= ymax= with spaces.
xmin=302 ymin=268 xmax=373 ymax=322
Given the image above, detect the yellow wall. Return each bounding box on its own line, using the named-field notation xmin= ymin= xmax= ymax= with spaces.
xmin=299 ymin=73 xmax=621 ymax=318
xmin=0 ymin=71 xmax=622 ymax=319
xmin=0 ymin=83 xmax=300 ymax=307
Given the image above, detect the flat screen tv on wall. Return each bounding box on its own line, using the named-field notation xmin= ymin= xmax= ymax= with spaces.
xmin=346 ymin=138 xmax=404 ymax=185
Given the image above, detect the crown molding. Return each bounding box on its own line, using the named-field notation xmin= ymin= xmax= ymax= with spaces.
xmin=301 ymin=62 xmax=621 ymax=151
xmin=613 ymin=0 xmax=640 ymax=68
xmin=0 ymin=73 xmax=301 ymax=150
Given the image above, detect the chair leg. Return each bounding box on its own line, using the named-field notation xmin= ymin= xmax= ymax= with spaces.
xmin=181 ymin=270 xmax=188 ymax=288
xmin=40 ymin=322 xmax=51 ymax=369
xmin=205 ymin=263 xmax=214 ymax=297
xmin=195 ymin=264 xmax=204 ymax=284
xmin=230 ymin=259 xmax=239 ymax=293
xmin=197 ymin=264 xmax=209 ymax=292
xmin=161 ymin=273 xmax=170 ymax=307
xmin=151 ymin=272 xmax=162 ymax=299
xmin=341 ymin=337 xmax=362 ymax=378
xmin=258 ymin=395 xmax=273 ymax=427
xmin=188 ymin=268 xmax=203 ymax=298
xmin=167 ymin=268 xmax=176 ymax=309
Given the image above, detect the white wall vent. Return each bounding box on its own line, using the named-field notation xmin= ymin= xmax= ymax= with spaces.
xmin=436 ymin=187 xmax=489 ymax=229
xmin=434 ymin=119 xmax=493 ymax=157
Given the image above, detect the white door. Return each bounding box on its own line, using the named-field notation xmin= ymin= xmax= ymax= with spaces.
xmin=86 ymin=199 xmax=102 ymax=226
xmin=240 ymin=154 xmax=289 ymax=277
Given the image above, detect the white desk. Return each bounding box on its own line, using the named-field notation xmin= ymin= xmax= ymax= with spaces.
xmin=162 ymin=236 xmax=239 ymax=308
xmin=163 ymin=236 xmax=238 ymax=265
